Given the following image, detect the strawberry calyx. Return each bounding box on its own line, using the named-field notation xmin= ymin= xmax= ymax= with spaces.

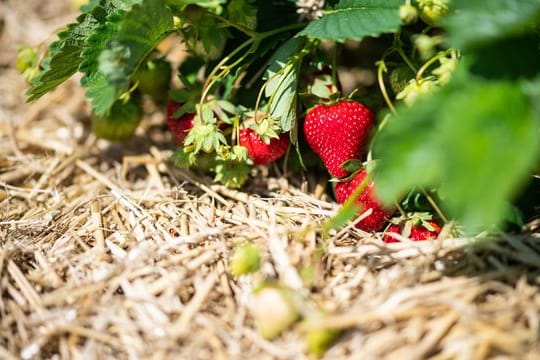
xmin=383 ymin=212 xmax=442 ymax=243
xmin=302 ymin=64 xmax=343 ymax=107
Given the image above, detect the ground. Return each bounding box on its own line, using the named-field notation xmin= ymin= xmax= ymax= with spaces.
xmin=1 ymin=1 xmax=540 ymax=359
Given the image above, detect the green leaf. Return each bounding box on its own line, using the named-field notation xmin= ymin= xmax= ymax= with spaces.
xmin=26 ymin=13 xmax=99 ymax=101
xmin=324 ymin=203 xmax=361 ymax=232
xmin=298 ymin=0 xmax=402 ymax=42
xmin=81 ymin=0 xmax=174 ymax=115
xmin=27 ymin=0 xmax=141 ymax=101
xmin=264 ymin=37 xmax=305 ymax=132
xmin=467 ymin=33 xmax=540 ymax=81
xmin=167 ymin=0 xmax=226 ymax=11
xmin=373 ymin=78 xmax=540 ymax=232
xmin=444 ymin=0 xmax=540 ymax=50
xmin=214 ymin=160 xmax=250 ymax=188
xmin=179 ymin=6 xmax=228 ymax=61
xmin=227 ymin=0 xmax=257 ymax=31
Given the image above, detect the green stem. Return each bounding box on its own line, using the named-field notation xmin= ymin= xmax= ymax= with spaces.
xmin=199 ymin=22 xmax=307 ymax=120
xmin=262 ymin=41 xmax=314 ymax=120
xmin=331 ymin=41 xmax=338 ymax=92
xmin=376 ymin=60 xmax=396 ymax=115
xmin=322 ymin=173 xmax=371 ymax=238
xmin=421 ymin=188 xmax=449 ymax=224
xmin=210 ymin=13 xmax=256 ymax=37
xmin=396 ymin=47 xmax=418 ymax=73
xmin=416 ymin=49 xmax=452 ymax=81
xmin=199 ymin=38 xmax=257 ymax=115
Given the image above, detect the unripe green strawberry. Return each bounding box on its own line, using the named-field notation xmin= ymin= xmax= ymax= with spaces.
xmin=304 ymin=321 xmax=341 ymax=356
xmin=92 ymin=97 xmax=142 ymax=141
xmin=399 ymin=3 xmax=418 ymax=25
xmin=334 ymin=169 xmax=395 ymax=232
xmin=396 ymin=78 xmax=438 ymax=106
xmin=415 ymin=0 xmax=449 ymax=26
xmin=229 ymin=242 xmax=261 ymax=277
xmin=432 ymin=56 xmax=458 ymax=85
xmin=250 ymin=285 xmax=300 ymax=340
xmin=16 ymin=46 xmax=40 ymax=84
xmin=16 ymin=46 xmax=38 ymax=73
xmin=389 ymin=65 xmax=416 ymax=95
xmin=134 ymin=58 xmax=172 ymax=102
xmin=304 ymin=101 xmax=374 ymax=178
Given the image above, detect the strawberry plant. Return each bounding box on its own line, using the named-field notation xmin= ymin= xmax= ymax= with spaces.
xmin=21 ymin=0 xmax=540 ymax=234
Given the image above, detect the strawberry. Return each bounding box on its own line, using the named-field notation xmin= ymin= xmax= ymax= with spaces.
xmin=416 ymin=0 xmax=449 ymax=26
xmin=238 ymin=128 xmax=290 ymax=165
xmin=383 ymin=224 xmax=401 ymax=243
xmin=410 ymin=220 xmax=441 ymax=240
xmin=134 ymin=57 xmax=172 ymax=102
xmin=383 ymin=217 xmax=442 ymax=243
xmin=166 ymin=100 xmax=195 ymax=146
xmin=92 ymin=96 xmax=142 ymax=141
xmin=334 ymin=169 xmax=395 ymax=232
xmin=303 ymin=100 xmax=374 ymax=178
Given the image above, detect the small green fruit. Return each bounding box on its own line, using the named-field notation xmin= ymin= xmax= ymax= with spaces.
xmin=389 ymin=65 xmax=416 ymax=94
xmin=396 ymin=78 xmax=438 ymax=106
xmin=416 ymin=0 xmax=449 ymax=26
xmin=16 ymin=46 xmax=38 ymax=73
xmin=432 ymin=56 xmax=458 ymax=85
xmin=305 ymin=326 xmax=340 ymax=357
xmin=92 ymin=97 xmax=143 ymax=141
xmin=229 ymin=242 xmax=261 ymax=277
xmin=399 ymin=3 xmax=418 ymax=25
xmin=133 ymin=58 xmax=172 ymax=102
xmin=250 ymin=286 xmax=300 ymax=340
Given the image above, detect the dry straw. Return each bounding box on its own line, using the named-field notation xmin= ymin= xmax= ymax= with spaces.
xmin=1 ymin=1 xmax=540 ymax=359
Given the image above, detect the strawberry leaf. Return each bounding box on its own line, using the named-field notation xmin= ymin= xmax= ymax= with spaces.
xmin=341 ymin=159 xmax=362 ymax=173
xmin=373 ymin=76 xmax=540 ymax=232
xmin=214 ymin=161 xmax=250 ymax=188
xmin=298 ymin=0 xmax=403 ymax=42
xmin=81 ymin=0 xmax=174 ymax=115
xmin=264 ymin=37 xmax=305 ymax=133
xmin=324 ymin=203 xmax=362 ymax=232
xmin=444 ymin=0 xmax=540 ymax=51
xmin=26 ymin=12 xmax=99 ymax=101
xmin=226 ymin=0 xmax=257 ymax=31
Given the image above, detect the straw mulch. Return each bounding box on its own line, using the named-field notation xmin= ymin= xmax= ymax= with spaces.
xmin=2 ymin=1 xmax=540 ymax=359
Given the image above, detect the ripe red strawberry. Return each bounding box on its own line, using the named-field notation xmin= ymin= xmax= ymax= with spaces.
xmin=166 ymin=100 xmax=195 ymax=146
xmin=239 ymin=128 xmax=290 ymax=165
xmin=334 ymin=169 xmax=395 ymax=232
xmin=410 ymin=220 xmax=441 ymax=240
xmin=383 ymin=224 xmax=401 ymax=243
xmin=304 ymin=100 xmax=374 ymax=178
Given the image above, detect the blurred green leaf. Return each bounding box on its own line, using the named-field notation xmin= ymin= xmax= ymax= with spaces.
xmin=373 ymin=78 xmax=539 ymax=232
xmin=467 ymin=33 xmax=540 ymax=81
xmin=444 ymin=0 xmax=540 ymax=50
